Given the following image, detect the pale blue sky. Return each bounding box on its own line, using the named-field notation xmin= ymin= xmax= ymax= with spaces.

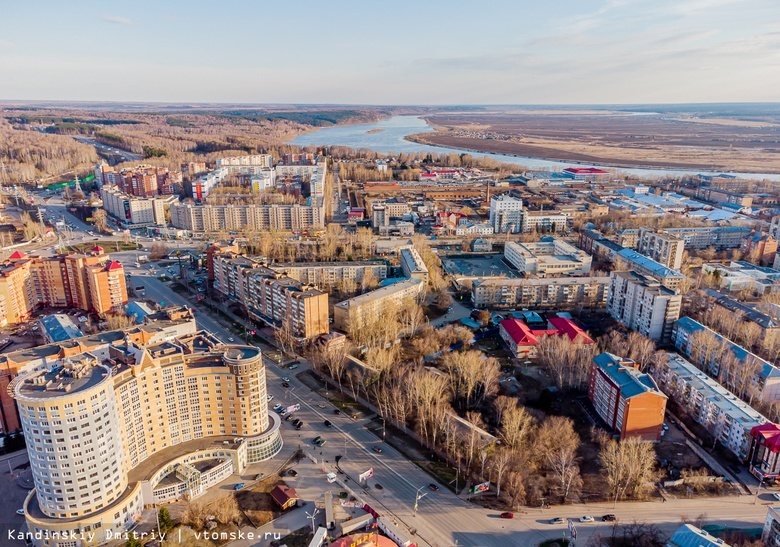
xmin=1 ymin=0 xmax=779 ymax=104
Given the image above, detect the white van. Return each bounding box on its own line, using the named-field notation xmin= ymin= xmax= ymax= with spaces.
xmin=326 ymin=473 xmax=337 ymax=483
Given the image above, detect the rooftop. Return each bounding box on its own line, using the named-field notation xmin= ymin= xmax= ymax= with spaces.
xmin=39 ymin=314 xmax=82 ymax=342
xmin=335 ymin=278 xmax=423 ymax=309
xmin=667 ymin=523 xmax=731 ymax=547
xmin=593 ymin=352 xmax=665 ymax=399
xmin=13 ymin=358 xmax=110 ymax=400
xmin=617 ymin=248 xmax=685 ymax=280
xmin=663 ymin=352 xmax=767 ymax=426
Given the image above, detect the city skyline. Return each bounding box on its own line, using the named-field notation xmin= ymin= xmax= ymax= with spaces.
xmin=1 ymin=0 xmax=779 ymax=104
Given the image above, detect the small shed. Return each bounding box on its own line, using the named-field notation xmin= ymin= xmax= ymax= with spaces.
xmin=270 ymin=485 xmax=299 ymax=510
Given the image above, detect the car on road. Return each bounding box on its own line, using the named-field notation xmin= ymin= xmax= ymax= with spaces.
xmin=254 ymin=473 xmax=264 ymax=481
xmin=662 ymin=423 xmax=669 ymax=431
xmin=333 ymin=409 xmax=341 ymax=415
xmin=602 ymin=514 xmax=616 ymax=522
xmin=287 ymin=469 xmax=298 ymax=477
xmin=267 ymin=395 xmax=274 ymax=402
xmin=289 ymin=364 xmax=298 ymax=370
xmin=372 ymin=446 xmax=383 ymax=453
xmin=500 ymin=512 xmax=514 ymax=519
xmin=428 ymin=483 xmax=440 ymax=492
xmin=580 ymin=516 xmax=594 ymax=522
xmin=228 ymin=337 xmax=234 ymax=342
xmin=292 ymin=418 xmax=301 ymax=426
xmin=324 ymin=420 xmax=332 ymax=427
xmin=233 ymin=483 xmax=245 ymax=490
xmin=313 ymin=436 xmax=322 ymax=444
xmin=280 ymin=408 xmax=287 ymax=415
xmin=282 ymin=377 xmax=290 ymax=382
xmin=374 ymin=483 xmax=383 ymax=490
xmin=273 ymin=403 xmax=282 ymax=411
xmin=16 ymin=509 xmax=25 ymax=515
xmin=549 ymin=517 xmax=565 ymax=525
xmin=282 ymin=382 xmax=290 ymax=388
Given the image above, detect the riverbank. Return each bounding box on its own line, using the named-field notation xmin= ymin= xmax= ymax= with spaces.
xmin=408 ymin=131 xmax=780 ymax=174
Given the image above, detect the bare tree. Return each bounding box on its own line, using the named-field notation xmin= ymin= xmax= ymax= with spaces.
xmin=600 ymin=437 xmax=659 ymax=502
xmin=490 ymin=448 xmax=513 ymax=497
xmin=92 ymin=209 xmax=108 ymax=233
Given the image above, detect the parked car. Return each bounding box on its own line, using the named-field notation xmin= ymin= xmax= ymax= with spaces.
xmin=267 ymin=395 xmax=274 ymax=402
xmin=324 ymin=420 xmax=332 ymax=427
xmin=372 ymin=446 xmax=383 ymax=453
xmin=282 ymin=377 xmax=290 ymax=382
xmin=772 ymin=493 xmax=780 ymax=501
xmin=428 ymin=484 xmax=440 ymax=492
xmin=375 ymin=483 xmax=383 ymax=490
xmin=233 ymin=483 xmax=245 ymax=490
xmin=313 ymin=436 xmax=322 ymax=444
xmin=295 ymin=422 xmax=304 ymax=430
xmin=16 ymin=509 xmax=25 ymax=515
xmin=580 ymin=516 xmax=594 ymax=522
xmin=285 ymin=414 xmax=295 ymax=421
xmin=287 ymin=469 xmax=298 ymax=477
xmin=273 ymin=403 xmax=282 ymax=411
xmin=317 ymin=439 xmax=327 ymax=446
xmin=333 ymin=409 xmax=341 ymax=415
xmin=550 ymin=517 xmax=565 ymax=525
xmin=289 ymin=364 xmax=298 ymax=370
xmin=500 ymin=512 xmax=514 ymax=519
xmin=282 ymin=382 xmax=290 ymax=388
xmin=602 ymin=514 xmax=616 ymax=522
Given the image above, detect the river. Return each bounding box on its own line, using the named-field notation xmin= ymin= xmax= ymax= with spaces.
xmin=290 ymin=115 xmax=780 ymax=181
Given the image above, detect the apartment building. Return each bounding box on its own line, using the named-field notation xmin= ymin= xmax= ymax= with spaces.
xmin=169 ymin=201 xmax=325 ymax=233
xmin=636 ymin=228 xmax=685 ymax=270
xmin=100 ymin=185 xmax=177 ymax=227
xmin=763 ymin=506 xmax=780 ymax=546
xmin=0 ymin=249 xmax=128 ymax=325
xmin=0 ymin=307 xmax=196 ymax=435
xmin=400 ymin=246 xmax=429 ymax=284
xmin=671 ymin=316 xmax=780 ymax=403
xmin=471 ymin=276 xmax=609 ymax=309
xmin=333 ymin=279 xmax=424 ymax=332
xmin=607 ymin=271 xmax=681 ymax=343
xmin=742 ymin=231 xmax=778 ymax=264
xmin=504 ymin=239 xmax=591 ymax=276
xmin=95 ymin=164 xmax=182 ymax=196
xmin=616 ymin=248 xmax=685 ymax=290
xmin=695 ymin=187 xmax=753 ymax=208
xmin=520 ymin=210 xmax=568 ymax=234
xmin=11 ymin=332 xmax=282 ymax=547
xmin=703 ymin=289 xmax=780 ymax=351
xmin=662 ymin=226 xmax=751 ymax=250
xmin=269 ymin=261 xmax=388 ymax=286
xmin=216 ymin=154 xmax=273 ymax=168
xmin=489 ymin=195 xmax=524 ymax=233
xmin=653 ymin=352 xmax=767 ymax=461
xmin=211 ymin=253 xmax=329 ymax=339
xmin=588 ymin=353 xmax=667 ymax=441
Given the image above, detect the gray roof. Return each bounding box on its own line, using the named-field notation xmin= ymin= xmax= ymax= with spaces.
xmin=593 ymin=352 xmax=666 ymax=399
xmin=667 ymin=524 xmax=730 ymax=547
xmin=618 ymin=248 xmax=685 ymax=280
xmin=704 ymin=288 xmax=778 ymax=329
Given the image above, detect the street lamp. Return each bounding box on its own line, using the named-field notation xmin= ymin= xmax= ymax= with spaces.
xmin=413 ymin=486 xmax=428 ymax=517
xmin=305 ymin=507 xmax=320 ymax=533
xmin=754 ymin=476 xmax=765 ymax=505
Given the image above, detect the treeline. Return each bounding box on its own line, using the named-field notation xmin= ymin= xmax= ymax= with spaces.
xmin=0 ymin=119 xmax=97 ymax=182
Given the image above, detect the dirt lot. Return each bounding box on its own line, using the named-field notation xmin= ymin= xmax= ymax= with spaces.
xmin=415 ymin=110 xmax=780 ymax=173
xmin=235 ymin=474 xmax=286 ymax=526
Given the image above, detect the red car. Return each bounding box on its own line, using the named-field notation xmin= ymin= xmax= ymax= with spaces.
xmin=500 ymin=512 xmax=514 ymax=519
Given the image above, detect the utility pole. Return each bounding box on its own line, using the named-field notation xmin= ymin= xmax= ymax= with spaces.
xmin=754 ymin=476 xmax=765 ymax=505
xmin=305 ymin=507 xmax=320 ymax=533
xmin=413 ymin=486 xmax=428 ymax=517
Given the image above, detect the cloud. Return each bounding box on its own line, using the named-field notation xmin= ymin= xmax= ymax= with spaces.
xmin=101 ymin=15 xmax=133 ymax=25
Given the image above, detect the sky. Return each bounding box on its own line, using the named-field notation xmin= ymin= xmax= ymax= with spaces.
xmin=1 ymin=0 xmax=779 ymax=105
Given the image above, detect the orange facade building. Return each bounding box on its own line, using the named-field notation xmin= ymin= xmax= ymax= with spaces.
xmin=0 ymin=247 xmax=128 ymax=325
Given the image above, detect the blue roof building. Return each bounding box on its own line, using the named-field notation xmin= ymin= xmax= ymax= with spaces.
xmin=125 ymin=301 xmax=155 ymax=324
xmin=39 ymin=314 xmax=82 ymax=344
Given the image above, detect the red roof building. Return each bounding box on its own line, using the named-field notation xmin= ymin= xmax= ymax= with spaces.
xmin=270 ymin=485 xmax=299 ymax=510
xmin=749 ymin=423 xmax=780 ymax=482
xmin=499 ymin=317 xmax=594 ymax=357
xmin=8 ymin=251 xmax=27 ymax=261
xmin=91 ymin=246 xmax=104 ymax=254
xmin=563 ymin=167 xmax=609 ymax=181
xmin=105 ymin=260 xmax=124 ymax=271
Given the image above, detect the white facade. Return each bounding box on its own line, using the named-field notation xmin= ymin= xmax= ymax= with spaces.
xmin=250 ymin=168 xmax=276 ymax=193
xmin=521 ymin=210 xmax=568 ymax=234
xmin=606 ymin=271 xmax=681 ymax=343
xmin=455 ymin=222 xmax=494 ymax=236
xmin=270 ymin=261 xmax=388 ymax=285
xmin=472 ymin=276 xmax=609 ymax=308
xmin=653 ymin=352 xmax=766 ymax=461
xmin=216 ymin=154 xmax=273 ymax=168
xmin=637 ymin=229 xmax=685 ymax=270
xmin=100 ymin=185 xmax=175 ymax=226
xmin=170 ymin=202 xmax=325 ymax=233
xmin=504 ymin=239 xmax=591 ymax=276
xmin=489 ymin=195 xmax=524 ymax=233
xmin=13 ymin=360 xmax=126 ymax=519
xmin=333 ymin=279 xmax=423 ymax=331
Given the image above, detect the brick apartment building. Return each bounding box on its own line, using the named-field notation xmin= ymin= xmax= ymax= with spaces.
xmin=0 ymin=247 xmax=128 ymax=325
xmin=588 ymin=352 xmax=667 ymax=441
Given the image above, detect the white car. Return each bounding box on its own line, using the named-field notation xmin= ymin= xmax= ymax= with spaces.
xmin=282 ymin=377 xmax=290 ymax=382
xmin=579 ymin=515 xmax=594 ymax=523
xmin=773 ymin=493 xmax=780 ymax=501
xmin=273 ymin=403 xmax=282 ymax=411
xmin=16 ymin=509 xmax=25 ymax=515
xmin=267 ymin=395 xmax=274 ymax=402
xmin=227 ymin=337 xmax=234 ymax=342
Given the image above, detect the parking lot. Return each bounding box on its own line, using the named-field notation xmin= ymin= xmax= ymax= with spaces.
xmin=442 ymin=254 xmax=520 ymax=278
